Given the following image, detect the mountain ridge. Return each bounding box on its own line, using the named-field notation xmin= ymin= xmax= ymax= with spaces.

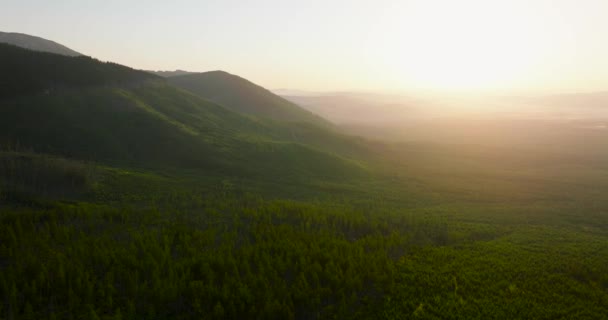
xmin=168 ymin=71 xmax=331 ymax=126
xmin=0 ymin=43 xmax=159 ymax=99
xmin=149 ymin=69 xmax=195 ymax=77
xmin=0 ymin=44 xmax=368 ymax=182
xmin=0 ymin=31 xmax=82 ymax=56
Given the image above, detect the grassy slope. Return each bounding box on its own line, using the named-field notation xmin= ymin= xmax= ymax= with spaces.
xmin=167 ymin=71 xmax=330 ymax=126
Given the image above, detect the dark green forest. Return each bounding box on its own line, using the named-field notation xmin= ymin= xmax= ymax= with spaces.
xmin=1 ymin=44 xmax=607 ymax=319
xmin=0 ymin=43 xmax=157 ymax=99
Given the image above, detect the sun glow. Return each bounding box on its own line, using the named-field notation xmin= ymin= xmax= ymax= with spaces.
xmin=370 ymin=0 xmax=555 ymax=91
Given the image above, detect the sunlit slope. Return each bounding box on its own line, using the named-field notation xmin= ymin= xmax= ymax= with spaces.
xmin=0 ymin=45 xmax=366 ymax=180
xmin=168 ymin=71 xmax=330 ymax=125
xmin=166 ymin=70 xmax=374 ymax=161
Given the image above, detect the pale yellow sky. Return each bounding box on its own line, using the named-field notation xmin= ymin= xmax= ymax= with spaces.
xmin=2 ymin=0 xmax=608 ymax=93
xmin=368 ymin=0 xmax=608 ymax=93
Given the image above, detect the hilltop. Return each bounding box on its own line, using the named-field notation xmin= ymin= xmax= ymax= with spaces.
xmin=0 ymin=31 xmax=81 ymax=56
xmin=0 ymin=43 xmax=158 ymax=98
xmin=168 ymin=71 xmax=330 ymax=125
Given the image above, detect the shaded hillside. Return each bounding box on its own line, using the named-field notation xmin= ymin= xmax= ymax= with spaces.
xmin=1 ymin=82 xmax=367 ymax=180
xmin=0 ymin=43 xmax=158 ymax=99
xmin=168 ymin=71 xmax=330 ymax=125
xmin=0 ymin=46 xmax=366 ymax=182
xmin=0 ymin=31 xmax=81 ymax=56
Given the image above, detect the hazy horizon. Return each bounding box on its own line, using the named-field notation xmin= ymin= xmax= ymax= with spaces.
xmin=3 ymin=0 xmax=608 ymax=94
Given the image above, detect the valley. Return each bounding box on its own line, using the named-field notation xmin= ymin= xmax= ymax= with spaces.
xmin=0 ymin=34 xmax=607 ymax=320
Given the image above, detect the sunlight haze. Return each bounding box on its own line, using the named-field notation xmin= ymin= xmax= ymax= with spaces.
xmin=2 ymin=0 xmax=607 ymax=93
xmin=3 ymin=1 xmax=608 ymax=318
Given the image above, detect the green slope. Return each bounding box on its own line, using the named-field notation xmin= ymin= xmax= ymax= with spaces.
xmin=167 ymin=71 xmax=331 ymax=125
xmin=0 ymin=45 xmax=366 ymax=183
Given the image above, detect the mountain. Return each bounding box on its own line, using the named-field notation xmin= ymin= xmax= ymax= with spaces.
xmin=283 ymin=93 xmax=426 ymax=124
xmin=0 ymin=43 xmax=157 ymax=99
xmin=0 ymin=31 xmax=82 ymax=56
xmin=272 ymin=88 xmax=324 ymax=96
xmin=516 ymin=91 xmax=608 ymax=111
xmin=149 ymin=69 xmax=195 ymax=77
xmin=167 ymin=71 xmax=330 ymax=125
xmin=0 ymin=44 xmax=366 ymax=181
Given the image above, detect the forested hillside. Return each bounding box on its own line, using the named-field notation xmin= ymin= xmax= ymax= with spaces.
xmin=168 ymin=71 xmax=329 ymax=125
xmin=0 ymin=43 xmax=156 ymax=98
xmin=0 ymin=45 xmax=369 ymax=183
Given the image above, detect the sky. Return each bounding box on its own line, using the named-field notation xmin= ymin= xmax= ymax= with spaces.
xmin=2 ymin=0 xmax=608 ymax=93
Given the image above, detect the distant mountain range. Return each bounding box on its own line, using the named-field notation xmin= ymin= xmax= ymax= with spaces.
xmin=513 ymin=91 xmax=608 ymax=109
xmin=282 ymin=94 xmax=429 ymax=124
xmin=0 ymin=31 xmax=82 ymax=56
